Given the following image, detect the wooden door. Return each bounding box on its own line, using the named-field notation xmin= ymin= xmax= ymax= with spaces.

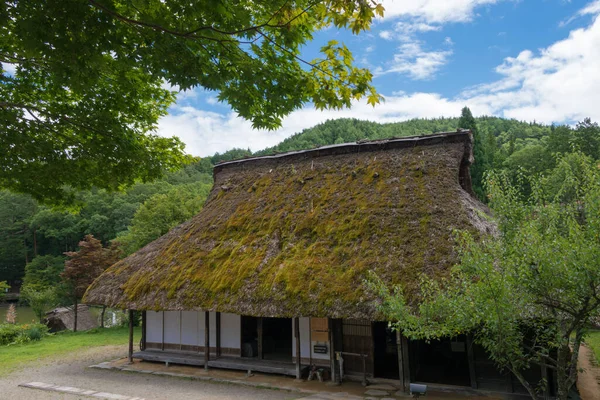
xmin=341 ymin=319 xmax=373 ymax=376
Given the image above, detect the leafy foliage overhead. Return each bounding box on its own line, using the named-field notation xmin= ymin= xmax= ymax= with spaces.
xmin=1 ymin=0 xmax=383 ymax=202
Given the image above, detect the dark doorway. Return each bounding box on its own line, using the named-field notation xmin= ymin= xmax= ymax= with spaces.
xmin=262 ymin=317 xmax=292 ymax=361
xmin=409 ymin=336 xmax=471 ymax=386
xmin=241 ymin=316 xmax=258 ymax=358
xmin=373 ymin=321 xmax=399 ymax=379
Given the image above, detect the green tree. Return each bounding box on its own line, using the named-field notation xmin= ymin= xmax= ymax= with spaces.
xmin=0 ymin=191 xmax=37 ymax=282
xmin=62 ymin=235 xmax=121 ymax=331
xmin=458 ymin=107 xmax=487 ymax=199
xmin=0 ymin=281 xmax=9 ymax=302
xmin=21 ymin=255 xmax=66 ymax=292
xmin=117 ymin=182 xmax=211 ymax=254
xmin=572 ymin=118 xmax=600 ymax=159
xmin=374 ymin=154 xmax=600 ymax=400
xmin=1 ymin=0 xmax=383 ymax=202
xmin=21 ymin=287 xmax=57 ymax=323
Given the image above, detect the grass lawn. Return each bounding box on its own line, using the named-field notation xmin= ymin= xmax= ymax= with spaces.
xmin=586 ymin=329 xmax=600 ymax=364
xmin=0 ymin=326 xmax=140 ymax=377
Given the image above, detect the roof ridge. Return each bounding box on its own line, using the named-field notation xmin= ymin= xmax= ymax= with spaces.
xmin=214 ymin=129 xmax=472 ymax=171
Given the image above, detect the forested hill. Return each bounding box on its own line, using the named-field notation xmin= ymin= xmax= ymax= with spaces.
xmin=2 ymin=115 xmax=599 ymax=289
xmin=255 ymin=116 xmax=544 ymax=155
xmin=213 ymin=116 xmax=550 ymax=161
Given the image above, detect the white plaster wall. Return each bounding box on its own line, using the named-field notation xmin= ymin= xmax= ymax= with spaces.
xmin=221 ymin=313 xmax=241 ymax=349
xmin=181 ymin=311 xmax=199 ymax=345
xmin=163 ymin=311 xmax=181 ymax=344
xmin=292 ymin=317 xmax=311 ymax=357
xmin=148 ymin=311 xmax=241 ymax=350
xmin=146 ymin=311 xmax=163 ymax=343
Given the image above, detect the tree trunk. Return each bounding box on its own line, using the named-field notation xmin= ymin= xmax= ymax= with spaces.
xmin=73 ymin=298 xmax=78 ymax=332
xmin=556 ymin=342 xmax=571 ymax=400
xmin=555 ymin=329 xmax=584 ymax=400
xmin=100 ymin=305 xmax=106 ymax=328
xmin=508 ymin=364 xmax=538 ymax=400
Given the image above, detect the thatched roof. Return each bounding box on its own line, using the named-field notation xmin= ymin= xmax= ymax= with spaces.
xmin=84 ymin=130 xmax=494 ymax=319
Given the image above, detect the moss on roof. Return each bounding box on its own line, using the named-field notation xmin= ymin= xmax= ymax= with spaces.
xmin=84 ymin=131 xmax=494 ymax=319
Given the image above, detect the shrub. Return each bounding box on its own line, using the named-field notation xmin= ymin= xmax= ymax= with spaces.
xmin=0 ymin=323 xmax=49 ymax=345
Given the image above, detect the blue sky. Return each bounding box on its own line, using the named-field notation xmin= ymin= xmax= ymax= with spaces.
xmin=157 ymin=0 xmax=600 ymax=156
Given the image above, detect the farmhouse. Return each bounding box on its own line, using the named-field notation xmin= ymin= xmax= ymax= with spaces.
xmin=85 ymin=131 xmax=548 ymax=395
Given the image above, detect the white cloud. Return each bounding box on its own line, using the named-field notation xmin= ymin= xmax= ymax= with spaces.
xmin=379 ymin=30 xmax=393 ymax=40
xmin=383 ymin=42 xmax=453 ymax=80
xmin=157 ymin=94 xmax=474 ymax=156
xmin=379 ymin=0 xmax=500 ymax=24
xmin=157 ymin=6 xmax=600 ymax=157
xmin=1 ymin=63 xmax=16 ymax=76
xmin=462 ymin=10 xmax=600 ymax=123
xmin=561 ymin=0 xmax=600 ymax=26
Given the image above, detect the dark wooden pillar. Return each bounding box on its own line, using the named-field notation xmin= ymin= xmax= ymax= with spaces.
xmin=257 ymin=317 xmax=264 ymax=360
xmin=128 ymin=309 xmax=134 ymax=363
xmin=466 ymin=334 xmax=478 ymax=389
xmin=396 ymin=330 xmax=405 ymax=391
xmin=141 ymin=311 xmax=147 ymax=351
xmin=329 ymin=318 xmax=336 ymax=384
xmin=294 ymin=317 xmax=301 ymax=379
xmin=216 ymin=312 xmax=221 ymax=358
xmin=401 ymin=335 xmax=410 ymax=392
xmin=541 ymin=363 xmax=550 ymax=400
xmin=204 ymin=311 xmax=210 ymax=370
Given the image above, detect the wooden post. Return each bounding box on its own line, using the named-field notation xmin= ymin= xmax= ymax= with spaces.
xmin=396 ymin=330 xmax=405 ymax=391
xmin=161 ymin=311 xmax=165 ymax=351
xmin=216 ymin=312 xmax=221 ymax=358
xmin=128 ymin=309 xmax=134 ymax=364
xmin=329 ymin=318 xmax=336 ymax=384
xmin=204 ymin=311 xmax=210 ymax=370
xmin=295 ymin=317 xmax=301 ymax=379
xmin=401 ymin=336 xmax=410 ymax=392
xmin=257 ymin=317 xmax=263 ymax=360
xmin=541 ymin=363 xmax=550 ymax=400
xmin=141 ymin=311 xmax=147 ymax=351
xmin=466 ymin=334 xmax=478 ymax=389
xmin=179 ymin=311 xmax=183 ymax=351
xmin=308 ymin=318 xmax=313 ymax=366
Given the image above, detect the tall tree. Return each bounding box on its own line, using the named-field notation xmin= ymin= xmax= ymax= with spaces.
xmin=21 ymin=255 xmax=66 ymax=292
xmin=374 ymin=153 xmax=600 ymax=400
xmin=0 ymin=191 xmax=37 ymax=282
xmin=62 ymin=235 xmax=120 ymax=330
xmin=458 ymin=106 xmax=487 ymax=199
xmin=117 ymin=182 xmax=211 ymax=255
xmin=1 ymin=0 xmax=382 ymax=202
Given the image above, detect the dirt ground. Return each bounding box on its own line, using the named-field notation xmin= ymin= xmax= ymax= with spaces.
xmin=577 ymin=344 xmax=600 ymax=400
xmin=0 ymin=345 xmax=300 ymax=400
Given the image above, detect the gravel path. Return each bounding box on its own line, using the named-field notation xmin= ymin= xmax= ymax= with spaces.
xmin=0 ymin=345 xmax=304 ymax=400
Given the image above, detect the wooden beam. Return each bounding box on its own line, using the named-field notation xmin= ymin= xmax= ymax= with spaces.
xmin=466 ymin=334 xmax=478 ymax=389
xmin=396 ymin=330 xmax=405 ymax=391
xmin=216 ymin=312 xmax=221 ymax=358
xmin=257 ymin=317 xmax=263 ymax=360
xmin=141 ymin=311 xmax=147 ymax=351
xmin=128 ymin=310 xmax=134 ymax=364
xmin=204 ymin=311 xmax=210 ymax=370
xmin=179 ymin=311 xmax=182 ymax=351
xmin=308 ymin=318 xmax=313 ymax=366
xmin=161 ymin=311 xmax=165 ymax=351
xmin=294 ymin=317 xmax=301 ymax=379
xmin=329 ymin=318 xmax=336 ymax=384
xmin=541 ymin=363 xmax=550 ymax=400
xmin=401 ymin=335 xmax=410 ymax=392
